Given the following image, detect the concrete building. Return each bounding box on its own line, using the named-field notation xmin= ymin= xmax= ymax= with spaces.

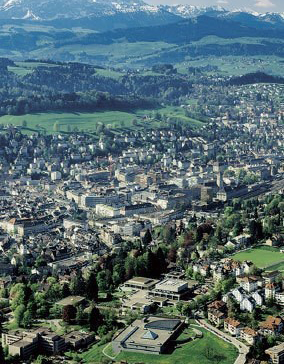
xmin=2 ymin=328 xmax=66 ymax=359
xmin=124 ymin=277 xmax=159 ymax=291
xmin=51 ymin=171 xmax=62 ymax=181
xmin=265 ymin=342 xmax=284 ymax=364
xmin=112 ymin=317 xmax=184 ymax=355
xmin=148 ymin=279 xmax=190 ymax=301
xmin=95 ymin=204 xmax=121 ymax=218
xmin=64 ymin=331 xmax=95 ymax=350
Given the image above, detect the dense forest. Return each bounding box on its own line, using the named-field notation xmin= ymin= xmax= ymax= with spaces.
xmin=228 ymin=72 xmax=284 ymax=86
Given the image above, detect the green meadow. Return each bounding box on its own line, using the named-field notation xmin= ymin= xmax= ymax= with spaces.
xmin=0 ymin=106 xmax=204 ymax=134
xmin=232 ymin=246 xmax=284 ymax=269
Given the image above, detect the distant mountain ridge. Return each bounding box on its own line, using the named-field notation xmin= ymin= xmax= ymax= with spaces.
xmin=0 ymin=0 xmax=284 ymax=65
xmin=162 ymin=5 xmax=284 ymax=29
xmin=0 ymin=0 xmax=182 ymax=30
xmin=0 ymin=0 xmax=171 ymax=20
xmin=0 ymin=0 xmax=283 ymax=32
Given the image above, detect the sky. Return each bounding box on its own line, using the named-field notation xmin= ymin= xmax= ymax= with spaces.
xmin=148 ymin=0 xmax=284 ymax=12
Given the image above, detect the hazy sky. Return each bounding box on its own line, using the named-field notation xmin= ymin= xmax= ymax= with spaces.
xmin=148 ymin=0 xmax=284 ymax=12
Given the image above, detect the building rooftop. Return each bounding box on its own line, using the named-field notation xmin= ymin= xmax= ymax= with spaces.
xmin=113 ymin=316 xmax=183 ymax=349
xmin=266 ymin=342 xmax=284 ymax=354
xmin=56 ymin=295 xmax=85 ymax=306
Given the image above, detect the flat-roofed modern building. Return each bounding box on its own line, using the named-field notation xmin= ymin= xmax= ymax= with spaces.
xmin=56 ymin=295 xmax=86 ymax=307
xmin=2 ymin=328 xmax=66 ymax=359
xmin=148 ymin=278 xmax=190 ymax=301
xmin=112 ymin=316 xmax=184 ymax=355
xmin=124 ymin=277 xmax=159 ymax=291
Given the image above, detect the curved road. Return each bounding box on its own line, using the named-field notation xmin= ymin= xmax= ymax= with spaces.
xmin=196 ymin=319 xmax=249 ymax=364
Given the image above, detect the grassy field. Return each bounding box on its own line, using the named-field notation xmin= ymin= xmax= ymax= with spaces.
xmin=8 ymin=61 xmax=125 ymax=80
xmin=29 ymin=41 xmax=175 ymax=66
xmin=0 ymin=106 xmax=203 ymax=134
xmin=78 ymin=327 xmax=238 ymax=364
xmin=177 ymin=55 xmax=284 ymax=77
xmin=232 ymin=246 xmax=284 ymax=268
xmin=264 ymin=261 xmax=284 ymax=272
xmin=0 ymin=110 xmax=144 ymax=134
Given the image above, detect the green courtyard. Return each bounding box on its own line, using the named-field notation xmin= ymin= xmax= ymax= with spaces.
xmin=232 ymin=246 xmax=284 ymax=270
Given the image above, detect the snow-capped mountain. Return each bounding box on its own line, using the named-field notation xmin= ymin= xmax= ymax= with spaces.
xmin=161 ymin=4 xmax=284 ymax=29
xmin=160 ymin=5 xmax=227 ymax=18
xmin=0 ymin=0 xmax=164 ymax=20
xmin=0 ymin=0 xmax=283 ymax=32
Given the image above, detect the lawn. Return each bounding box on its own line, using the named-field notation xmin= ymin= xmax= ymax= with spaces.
xmin=265 ymin=261 xmax=284 ymax=272
xmin=0 ymin=111 xmax=140 ymax=134
xmin=79 ymin=327 xmax=238 ymax=364
xmin=74 ymin=342 xmax=109 ymax=363
xmin=0 ymin=106 xmax=203 ymax=134
xmin=232 ymin=246 xmax=284 ymax=269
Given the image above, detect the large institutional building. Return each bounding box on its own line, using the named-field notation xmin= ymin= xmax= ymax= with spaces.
xmin=112 ymin=316 xmax=184 ymax=355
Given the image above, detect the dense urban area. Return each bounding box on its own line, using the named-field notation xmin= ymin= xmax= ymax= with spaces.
xmin=0 ymin=56 xmax=283 ymax=364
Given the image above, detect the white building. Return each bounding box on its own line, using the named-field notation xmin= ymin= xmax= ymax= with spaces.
xmin=96 ymin=204 xmax=121 ymax=218
xmin=51 ymin=171 xmax=62 ymax=181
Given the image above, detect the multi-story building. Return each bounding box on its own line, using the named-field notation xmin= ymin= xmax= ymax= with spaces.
xmin=148 ymin=279 xmax=191 ymax=301
xmin=265 ymin=342 xmax=284 ymax=364
xmin=224 ymin=318 xmax=242 ymax=337
xmin=239 ymin=327 xmax=259 ymax=345
xmin=2 ymin=328 xmax=66 ymax=359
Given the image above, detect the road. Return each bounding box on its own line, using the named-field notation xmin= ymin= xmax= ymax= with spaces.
xmin=196 ymin=319 xmax=249 ymax=364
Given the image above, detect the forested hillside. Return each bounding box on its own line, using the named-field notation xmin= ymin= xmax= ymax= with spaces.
xmin=0 ymin=59 xmax=194 ymax=115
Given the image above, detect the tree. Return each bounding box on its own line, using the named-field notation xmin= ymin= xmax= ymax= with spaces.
xmin=97 ymin=270 xmax=112 ymax=292
xmin=267 ymin=334 xmax=277 ymax=347
xmin=61 ymin=283 xmax=71 ymax=298
xmin=53 ymin=121 xmax=60 ymax=132
xmin=46 ymin=282 xmax=62 ymax=302
xmin=34 ymin=355 xmax=52 ymax=364
xmin=227 ymin=297 xmax=239 ymax=318
xmin=112 ymin=264 xmax=125 ymax=286
xmin=76 ymin=306 xmax=85 ymax=325
xmin=181 ymin=303 xmax=192 ymax=317
xmin=62 ymin=305 xmax=77 ymax=324
xmin=10 ymin=283 xmax=28 ymax=310
xmin=89 ymin=306 xmax=102 ymax=332
xmin=124 ymin=256 xmax=135 ymax=280
xmin=142 ymin=229 xmax=152 ymax=246
xmin=204 ymin=345 xmax=215 ymax=360
xmin=167 ymin=248 xmax=177 ymax=263
xmin=249 ymin=219 xmax=263 ymax=241
xmin=14 ymin=304 xmax=25 ymax=327
xmin=22 ymin=310 xmax=33 ymax=329
xmin=221 ymin=277 xmax=235 ymax=294
xmin=145 ymin=250 xmax=158 ymax=278
xmin=86 ymin=271 xmax=99 ymax=302
xmin=96 ymin=123 xmax=105 ymax=135
xmin=233 ymin=220 xmax=243 ymax=237
xmin=155 ymin=247 xmax=167 ymax=275
xmin=34 ymin=292 xmax=50 ymax=318
xmin=70 ymin=271 xmax=85 ymax=296
xmin=0 ymin=343 xmax=5 ymax=364
xmin=161 ymin=225 xmax=176 ymax=243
